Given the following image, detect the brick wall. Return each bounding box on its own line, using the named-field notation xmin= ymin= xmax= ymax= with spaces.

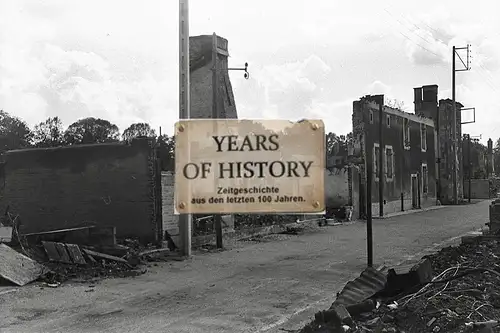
xmin=0 ymin=138 xmax=159 ymax=242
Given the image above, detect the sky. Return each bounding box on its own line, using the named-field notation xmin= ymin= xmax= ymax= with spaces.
xmin=0 ymin=0 xmax=499 ymax=143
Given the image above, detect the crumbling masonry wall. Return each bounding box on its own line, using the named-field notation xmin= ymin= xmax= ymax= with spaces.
xmin=161 ymin=171 xmax=178 ymax=244
xmin=0 ymin=138 xmax=160 ymax=243
xmin=160 ymin=35 xmax=238 ymax=245
xmin=189 ymin=35 xmax=238 ymax=119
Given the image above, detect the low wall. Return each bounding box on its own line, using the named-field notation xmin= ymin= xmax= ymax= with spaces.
xmin=325 ymin=168 xmax=349 ymax=207
xmin=464 ymin=179 xmax=491 ymax=199
xmin=0 ymin=139 xmax=159 ymax=242
xmin=161 ymin=171 xmax=234 ymax=245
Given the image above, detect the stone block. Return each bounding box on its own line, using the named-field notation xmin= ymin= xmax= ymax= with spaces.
xmin=333 ymin=304 xmax=354 ymax=326
xmin=315 ymin=304 xmax=353 ymax=326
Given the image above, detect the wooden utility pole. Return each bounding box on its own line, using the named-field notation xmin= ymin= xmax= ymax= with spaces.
xmin=378 ymin=96 xmax=384 ymax=217
xmin=452 ymin=46 xmax=458 ymax=204
xmin=400 ymin=124 xmax=405 ymax=212
xmin=366 ymin=159 xmax=374 ymax=267
xmin=364 ymin=108 xmax=374 ymax=267
xmin=212 ymin=32 xmax=223 ymax=249
xmin=452 ymin=44 xmax=471 ymax=204
xmin=467 ymin=134 xmax=471 ymax=203
xmin=178 ymin=0 xmax=192 ymax=257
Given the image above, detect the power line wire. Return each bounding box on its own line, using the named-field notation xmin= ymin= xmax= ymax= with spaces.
xmin=383 ymin=7 xmax=500 ymax=142
xmin=385 ymin=6 xmax=449 ymax=47
xmin=394 ymin=12 xmax=439 ymax=45
xmin=383 ymin=8 xmax=442 ymax=59
xmin=384 ymin=9 xmax=436 ymax=48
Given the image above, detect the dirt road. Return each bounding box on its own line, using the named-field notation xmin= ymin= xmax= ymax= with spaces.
xmin=0 ymin=201 xmax=489 ymax=333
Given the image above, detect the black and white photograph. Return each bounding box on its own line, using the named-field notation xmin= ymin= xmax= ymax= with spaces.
xmin=1 ymin=1 xmax=500 ymax=332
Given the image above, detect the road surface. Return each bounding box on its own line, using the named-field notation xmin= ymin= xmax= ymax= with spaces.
xmin=0 ymin=200 xmax=489 ymax=333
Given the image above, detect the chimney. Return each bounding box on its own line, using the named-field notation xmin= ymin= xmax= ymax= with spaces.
xmin=414 ymin=87 xmax=423 ymax=113
xmin=422 ymin=85 xmax=438 ymax=102
xmin=416 ymin=85 xmax=438 ymax=119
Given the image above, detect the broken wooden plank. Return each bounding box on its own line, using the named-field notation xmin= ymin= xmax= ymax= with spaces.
xmin=23 ymin=226 xmax=118 ymax=248
xmin=0 ymin=244 xmax=45 ymax=286
xmin=23 ymin=226 xmax=96 ymax=245
xmin=139 ymin=248 xmax=171 ymax=257
xmin=54 ymin=243 xmax=72 ymax=264
xmin=85 ymin=253 xmax=97 ymax=264
xmin=82 ymin=248 xmax=129 ymax=264
xmin=42 ymin=241 xmax=74 ymax=264
xmin=22 ymin=226 xmax=95 ymax=237
xmin=65 ymin=244 xmax=86 ymax=265
xmin=42 ymin=241 xmax=60 ymax=262
xmin=89 ymin=244 xmax=129 ymax=257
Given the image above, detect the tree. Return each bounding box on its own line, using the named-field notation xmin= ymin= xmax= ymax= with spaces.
xmin=467 ymin=138 xmax=487 ymax=179
xmin=122 ymin=122 xmax=157 ymax=141
xmin=325 ymin=132 xmax=354 ymax=174
xmin=326 ymin=132 xmax=352 ymax=157
xmin=326 ymin=132 xmax=338 ymax=156
xmin=64 ymin=117 xmax=120 ymax=145
xmin=32 ymin=117 xmax=65 ymax=148
xmin=158 ymin=134 xmax=175 ymax=171
xmin=0 ymin=110 xmax=33 ymax=151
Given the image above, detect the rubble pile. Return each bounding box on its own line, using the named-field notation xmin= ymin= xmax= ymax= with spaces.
xmin=301 ymin=239 xmax=500 ymax=333
xmin=0 ymin=223 xmax=177 ymax=287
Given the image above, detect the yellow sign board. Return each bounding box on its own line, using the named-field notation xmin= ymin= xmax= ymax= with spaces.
xmin=174 ymin=119 xmax=325 ymax=214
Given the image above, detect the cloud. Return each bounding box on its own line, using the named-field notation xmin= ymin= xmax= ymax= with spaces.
xmin=236 ymin=55 xmax=332 ymax=120
xmin=400 ymin=4 xmax=500 ymax=71
xmin=0 ymin=1 xmax=177 ymax=133
xmin=440 ymin=81 xmax=500 ymax=140
xmin=306 ymin=99 xmax=353 ymax=135
xmin=404 ymin=30 xmax=449 ymax=66
xmin=2 ymin=0 xmax=500 ymax=145
xmin=366 ymin=80 xmax=392 ymax=96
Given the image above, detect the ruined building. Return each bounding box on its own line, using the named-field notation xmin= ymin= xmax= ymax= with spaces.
xmin=413 ymin=85 xmax=464 ymax=204
xmin=350 ymin=84 xmax=465 ymax=218
xmin=352 ymin=95 xmax=437 ymax=218
xmin=162 ymin=35 xmax=238 ymax=244
xmin=189 ymin=35 xmax=238 ymax=119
